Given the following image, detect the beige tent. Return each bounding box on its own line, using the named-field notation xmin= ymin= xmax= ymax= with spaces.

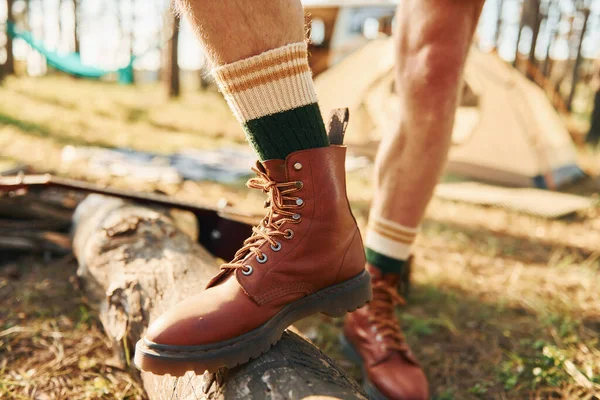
xmin=315 ymin=38 xmax=584 ymax=189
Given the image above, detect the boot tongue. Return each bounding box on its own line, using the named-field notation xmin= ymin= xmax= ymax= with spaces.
xmin=207 ymin=159 xmax=289 ymax=290
xmin=257 ymin=159 xmax=291 ymax=227
xmin=260 ymin=159 xmax=287 ymax=183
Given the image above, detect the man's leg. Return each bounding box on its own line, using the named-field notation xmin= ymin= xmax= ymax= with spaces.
xmin=343 ymin=1 xmax=485 ymax=399
xmin=134 ymin=0 xmax=370 ymax=375
xmin=178 ymin=0 xmax=328 ymax=161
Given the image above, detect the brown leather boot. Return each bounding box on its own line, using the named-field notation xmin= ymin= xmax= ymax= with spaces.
xmin=134 ymin=142 xmax=371 ymax=375
xmin=342 ymin=263 xmax=429 ymax=400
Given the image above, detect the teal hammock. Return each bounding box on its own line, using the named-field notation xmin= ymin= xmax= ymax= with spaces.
xmin=7 ymin=22 xmax=134 ymax=84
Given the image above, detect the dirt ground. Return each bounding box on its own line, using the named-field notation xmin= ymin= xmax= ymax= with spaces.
xmin=1 ymin=76 xmax=599 ymax=399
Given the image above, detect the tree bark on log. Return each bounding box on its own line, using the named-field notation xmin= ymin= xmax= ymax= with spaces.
xmin=72 ymin=195 xmax=366 ymax=400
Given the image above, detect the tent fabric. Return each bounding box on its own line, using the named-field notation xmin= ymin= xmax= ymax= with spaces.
xmin=448 ymin=48 xmax=584 ymax=189
xmin=315 ymin=38 xmax=583 ymax=189
xmin=7 ymin=22 xmax=134 ymax=84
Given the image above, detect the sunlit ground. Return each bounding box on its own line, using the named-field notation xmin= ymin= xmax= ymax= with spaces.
xmin=1 ymin=75 xmax=599 ymax=399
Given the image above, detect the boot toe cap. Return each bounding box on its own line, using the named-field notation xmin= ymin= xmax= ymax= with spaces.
xmin=143 ymin=278 xmax=272 ymax=347
xmin=368 ymin=358 xmax=429 ymax=400
xmin=145 ymin=312 xmax=202 ymax=346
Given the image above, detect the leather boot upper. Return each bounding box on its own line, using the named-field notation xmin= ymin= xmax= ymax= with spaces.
xmin=146 ymin=145 xmax=365 ymax=346
xmin=344 ymin=264 xmax=429 ymax=400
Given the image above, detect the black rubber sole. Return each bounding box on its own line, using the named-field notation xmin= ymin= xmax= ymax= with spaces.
xmin=134 ymin=270 xmax=372 ymax=376
xmin=340 ymin=334 xmax=390 ymax=400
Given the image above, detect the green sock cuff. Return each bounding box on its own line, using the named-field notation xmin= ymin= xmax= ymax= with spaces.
xmin=243 ymin=103 xmax=329 ymax=161
xmin=366 ymin=248 xmax=407 ymax=274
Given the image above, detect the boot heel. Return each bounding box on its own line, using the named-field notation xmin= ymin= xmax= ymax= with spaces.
xmin=320 ymin=270 xmax=372 ymax=317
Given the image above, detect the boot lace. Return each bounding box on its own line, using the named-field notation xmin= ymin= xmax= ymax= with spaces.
xmin=368 ymin=280 xmax=411 ymax=355
xmin=220 ymin=165 xmax=303 ymax=273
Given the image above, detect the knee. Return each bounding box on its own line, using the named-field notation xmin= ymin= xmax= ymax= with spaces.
xmin=398 ymin=42 xmax=464 ymax=95
xmin=396 ymin=0 xmax=484 ymax=88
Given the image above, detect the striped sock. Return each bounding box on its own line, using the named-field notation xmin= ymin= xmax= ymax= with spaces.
xmin=365 ymin=216 xmax=418 ymax=274
xmin=212 ymin=42 xmax=329 ymax=161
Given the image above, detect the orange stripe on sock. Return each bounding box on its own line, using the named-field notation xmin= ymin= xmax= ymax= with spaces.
xmin=373 ymin=220 xmax=417 ymax=240
xmin=221 ymin=64 xmax=311 ymax=95
xmin=370 ymin=226 xmax=415 ymax=245
xmin=214 ymin=51 xmax=307 ymax=84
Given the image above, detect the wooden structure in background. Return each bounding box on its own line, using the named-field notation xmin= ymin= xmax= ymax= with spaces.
xmin=305 ymin=3 xmax=395 ymax=77
xmin=306 ymin=6 xmax=340 ymax=77
xmin=72 ymin=195 xmax=366 ymax=400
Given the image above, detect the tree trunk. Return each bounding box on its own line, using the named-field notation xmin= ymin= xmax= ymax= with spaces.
xmin=73 ymin=0 xmax=79 ymax=53
xmin=4 ymin=0 xmax=15 ymax=75
xmin=542 ymin=5 xmax=558 ymax=78
xmin=586 ymin=89 xmax=600 ymax=145
xmin=25 ymin=0 xmax=31 ymax=28
xmin=129 ymin=0 xmax=135 ymax=58
xmin=526 ymin=0 xmax=542 ymax=80
xmin=167 ymin=13 xmax=180 ymax=98
xmin=58 ymin=0 xmax=63 ymax=48
xmin=513 ymin=21 xmax=525 ymax=68
xmin=566 ymin=8 xmax=590 ymax=111
xmin=494 ymin=0 xmax=504 ymax=50
xmin=72 ymin=195 xmax=366 ymax=400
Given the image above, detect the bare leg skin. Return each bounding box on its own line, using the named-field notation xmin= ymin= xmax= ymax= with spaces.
xmin=372 ymin=0 xmax=486 ymax=227
xmin=175 ymin=0 xmax=331 ymax=161
xmin=175 ymin=0 xmax=305 ymax=65
xmin=343 ymin=2 xmax=486 ymax=399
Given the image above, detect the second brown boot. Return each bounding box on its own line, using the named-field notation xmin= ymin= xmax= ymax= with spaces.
xmin=134 ymin=142 xmax=371 ymax=375
xmin=342 ymin=263 xmax=429 ymax=400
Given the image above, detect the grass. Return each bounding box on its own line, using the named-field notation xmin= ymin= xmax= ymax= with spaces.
xmin=0 ymin=255 xmax=145 ymax=400
xmin=1 ymin=75 xmax=600 ymax=399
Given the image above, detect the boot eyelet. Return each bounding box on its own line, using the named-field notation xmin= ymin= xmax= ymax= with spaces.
xmin=242 ymin=265 xmax=253 ymax=276
xmin=295 ymin=181 xmax=303 ymax=189
xmin=256 ymin=253 xmax=268 ymax=263
xmin=293 ymin=162 xmax=303 ymax=171
xmin=284 ymin=229 xmax=294 ymax=239
xmin=292 ymin=214 xmax=301 ymax=221
xmin=295 ymin=198 xmax=304 ymax=206
xmin=271 ymin=241 xmax=282 ymax=251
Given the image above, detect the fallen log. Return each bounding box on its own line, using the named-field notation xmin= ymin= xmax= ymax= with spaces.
xmin=0 ymin=229 xmax=71 ymax=254
xmin=0 ymin=191 xmax=74 ymax=226
xmin=73 ymin=194 xmax=366 ymax=400
xmin=0 ymin=189 xmax=77 ymax=254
